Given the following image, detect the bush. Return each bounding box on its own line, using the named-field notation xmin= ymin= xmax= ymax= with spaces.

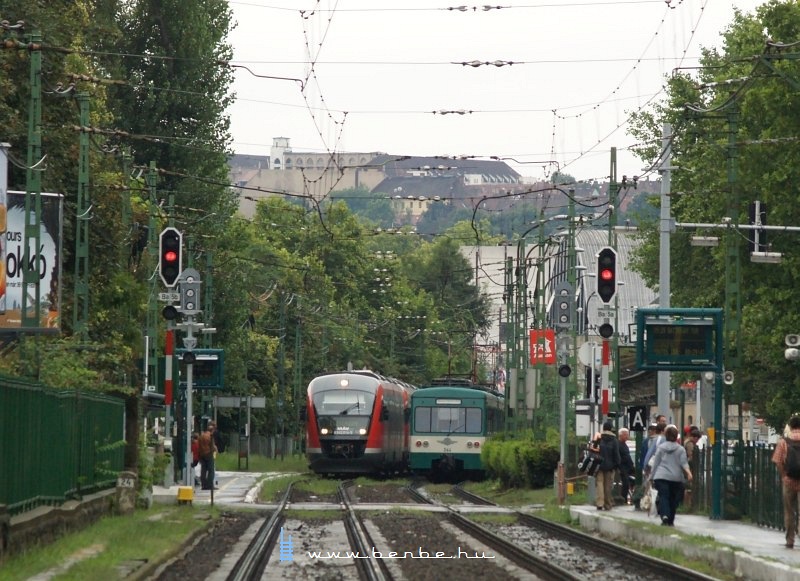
xmin=482 ymin=435 xmax=559 ymax=489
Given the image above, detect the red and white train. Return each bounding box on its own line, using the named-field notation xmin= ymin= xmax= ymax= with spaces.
xmin=305 ymin=370 xmax=415 ymax=475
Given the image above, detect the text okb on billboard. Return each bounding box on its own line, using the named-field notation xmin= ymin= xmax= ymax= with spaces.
xmin=0 ymin=191 xmax=63 ymax=333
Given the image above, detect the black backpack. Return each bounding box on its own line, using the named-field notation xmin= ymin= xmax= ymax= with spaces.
xmin=785 ymin=438 xmax=800 ymax=479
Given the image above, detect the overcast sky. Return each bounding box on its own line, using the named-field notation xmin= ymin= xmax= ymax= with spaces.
xmin=227 ymin=0 xmax=765 ymax=183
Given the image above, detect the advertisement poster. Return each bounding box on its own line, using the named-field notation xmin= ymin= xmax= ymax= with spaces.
xmin=0 ymin=191 xmax=63 ymax=333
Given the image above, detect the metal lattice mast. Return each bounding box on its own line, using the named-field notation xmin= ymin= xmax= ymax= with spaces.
xmin=293 ymin=299 xmax=303 ymax=452
xmin=22 ymin=30 xmax=42 ymax=330
xmin=145 ymin=163 xmax=160 ymax=394
xmin=724 ymin=108 xmax=742 ymax=371
xmin=72 ymin=93 xmax=90 ymax=340
xmin=503 ymin=256 xmax=515 ymax=430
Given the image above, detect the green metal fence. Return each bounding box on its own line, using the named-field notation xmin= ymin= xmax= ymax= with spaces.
xmin=689 ymin=441 xmax=783 ymax=529
xmin=0 ymin=377 xmax=125 ymax=515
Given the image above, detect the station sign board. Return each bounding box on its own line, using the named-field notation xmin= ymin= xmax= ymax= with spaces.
xmin=635 ymin=308 xmax=723 ymax=371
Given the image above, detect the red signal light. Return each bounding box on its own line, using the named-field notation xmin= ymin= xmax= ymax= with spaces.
xmin=159 ymin=227 xmax=183 ymax=287
xmin=596 ymin=247 xmax=617 ymax=303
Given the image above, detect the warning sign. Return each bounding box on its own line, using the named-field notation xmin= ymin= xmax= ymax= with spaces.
xmin=529 ymin=328 xmax=556 ymax=365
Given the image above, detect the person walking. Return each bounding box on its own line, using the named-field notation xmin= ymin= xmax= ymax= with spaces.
xmin=772 ymin=415 xmax=800 ymax=548
xmin=596 ymin=420 xmax=621 ymax=511
xmin=649 ymin=424 xmax=692 ymax=526
xmin=617 ymin=427 xmax=635 ymax=505
xmin=643 ymin=415 xmax=667 ymax=474
xmin=683 ymin=426 xmax=701 ymax=511
xmin=198 ymin=422 xmax=218 ymax=490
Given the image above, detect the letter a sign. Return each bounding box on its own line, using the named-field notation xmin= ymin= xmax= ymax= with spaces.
xmin=529 ymin=329 xmax=556 ymax=365
xmin=628 ymin=405 xmax=647 ymax=432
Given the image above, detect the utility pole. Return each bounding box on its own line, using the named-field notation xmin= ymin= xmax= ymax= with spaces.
xmin=22 ymin=29 xmax=42 ymax=334
xmin=657 ymin=124 xmax=673 ymax=419
xmin=503 ymin=256 xmax=515 ymax=429
xmin=73 ymin=92 xmax=90 ymax=341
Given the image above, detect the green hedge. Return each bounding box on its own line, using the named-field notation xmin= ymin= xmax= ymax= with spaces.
xmin=482 ymin=434 xmax=560 ymax=489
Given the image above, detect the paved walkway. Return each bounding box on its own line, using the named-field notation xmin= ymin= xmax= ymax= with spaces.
xmin=569 ymin=503 xmax=800 ymax=581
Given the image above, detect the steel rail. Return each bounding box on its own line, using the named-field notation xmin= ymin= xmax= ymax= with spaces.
xmin=340 ymin=480 xmax=392 ymax=581
xmin=451 ymin=483 xmax=720 ymax=581
xmin=226 ymin=481 xmax=295 ymax=581
xmin=517 ymin=512 xmax=719 ymax=581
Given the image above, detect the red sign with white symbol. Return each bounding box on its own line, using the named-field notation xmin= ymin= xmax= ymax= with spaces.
xmin=529 ymin=329 xmax=556 ymax=364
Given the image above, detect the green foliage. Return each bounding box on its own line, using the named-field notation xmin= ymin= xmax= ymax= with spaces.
xmin=626 ymin=0 xmax=800 ymax=430
xmin=482 ymin=435 xmax=559 ymax=489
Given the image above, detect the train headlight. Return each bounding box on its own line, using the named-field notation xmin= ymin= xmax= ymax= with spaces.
xmin=422 ymin=441 xmax=429 ymax=448
xmin=474 ymin=441 xmax=480 ymax=448
xmin=466 ymin=441 xmax=473 ymax=448
xmin=415 ymin=440 xmax=422 ymax=447
xmin=359 ymin=428 xmax=367 ymax=435
xmin=321 ymin=428 xmax=329 ymax=435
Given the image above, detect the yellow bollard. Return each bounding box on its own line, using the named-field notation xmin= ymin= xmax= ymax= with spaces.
xmin=566 ymin=482 xmax=574 ymax=495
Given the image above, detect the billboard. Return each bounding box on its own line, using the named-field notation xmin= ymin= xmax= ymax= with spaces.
xmin=0 ymin=191 xmax=63 ymax=333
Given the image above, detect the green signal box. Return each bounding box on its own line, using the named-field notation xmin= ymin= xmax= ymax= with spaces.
xmin=176 ymin=348 xmax=225 ymax=390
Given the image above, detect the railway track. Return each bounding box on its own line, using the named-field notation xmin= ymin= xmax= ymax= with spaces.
xmin=447 ymin=484 xmax=719 ymax=581
xmin=406 ymin=480 xmax=577 ymax=580
xmin=225 ymin=482 xmax=295 ymax=581
xmin=339 ymin=480 xmax=394 ymax=581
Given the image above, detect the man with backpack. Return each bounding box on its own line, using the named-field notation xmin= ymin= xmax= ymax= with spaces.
xmin=772 ymin=415 xmax=800 ymax=548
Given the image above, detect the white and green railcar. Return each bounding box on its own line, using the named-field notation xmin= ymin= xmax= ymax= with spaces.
xmin=409 ymin=384 xmax=504 ymax=479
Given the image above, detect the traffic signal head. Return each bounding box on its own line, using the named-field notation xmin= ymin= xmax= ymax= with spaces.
xmin=554 ymin=282 xmax=573 ymax=329
xmin=598 ymin=322 xmax=614 ymax=338
xmin=596 ymin=247 xmax=617 ymax=303
xmin=159 ymin=227 xmax=182 ymax=287
xmin=179 ymin=268 xmax=202 ymax=315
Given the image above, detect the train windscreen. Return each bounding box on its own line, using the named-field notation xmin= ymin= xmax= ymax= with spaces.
xmin=313 ymin=390 xmax=375 ymax=435
xmin=414 ymin=407 xmax=482 ymax=434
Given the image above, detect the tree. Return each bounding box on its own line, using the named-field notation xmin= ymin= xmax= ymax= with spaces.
xmin=627 ymin=1 xmax=800 ymax=429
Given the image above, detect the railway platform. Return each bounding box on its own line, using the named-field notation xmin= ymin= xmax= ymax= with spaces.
xmin=152 ymin=471 xmax=267 ymax=507
xmin=569 ymin=503 xmax=800 ymax=581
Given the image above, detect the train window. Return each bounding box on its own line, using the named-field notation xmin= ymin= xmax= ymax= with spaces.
xmin=465 ymin=408 xmax=481 ymax=433
xmin=313 ymin=390 xmax=374 ymax=416
xmin=414 ymin=408 xmax=431 ymax=432
xmin=414 ymin=407 xmax=483 ymax=433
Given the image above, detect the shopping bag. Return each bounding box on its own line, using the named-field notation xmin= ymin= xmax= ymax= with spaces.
xmin=578 ymin=449 xmax=602 ymax=477
xmin=641 ymin=480 xmax=652 ymax=512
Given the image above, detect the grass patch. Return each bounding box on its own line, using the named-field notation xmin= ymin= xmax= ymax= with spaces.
xmin=284 ymin=509 xmax=339 ymax=519
xmin=258 ymin=474 xmax=304 ymax=502
xmin=295 ymin=477 xmax=341 ymax=497
xmin=353 ymin=476 xmax=408 ymax=487
xmin=215 ymin=451 xmax=309 ymax=473
xmin=464 ymin=479 xmax=555 ymax=507
xmin=1 ymin=505 xmax=218 ymax=581
xmin=467 ymin=513 xmax=518 ymax=525
xmin=257 ymin=473 xmax=344 ymax=502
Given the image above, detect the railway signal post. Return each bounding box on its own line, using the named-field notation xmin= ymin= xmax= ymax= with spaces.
xmin=176 ymin=269 xmax=203 ymax=490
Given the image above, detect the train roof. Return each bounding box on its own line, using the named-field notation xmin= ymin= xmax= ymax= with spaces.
xmin=417 ymin=375 xmax=505 ymax=397
xmin=311 ymin=369 xmax=417 ymax=391
xmin=415 ymin=383 xmax=504 ymax=399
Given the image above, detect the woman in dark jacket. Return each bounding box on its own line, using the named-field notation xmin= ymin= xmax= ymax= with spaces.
xmin=596 ymin=420 xmax=621 ymax=511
